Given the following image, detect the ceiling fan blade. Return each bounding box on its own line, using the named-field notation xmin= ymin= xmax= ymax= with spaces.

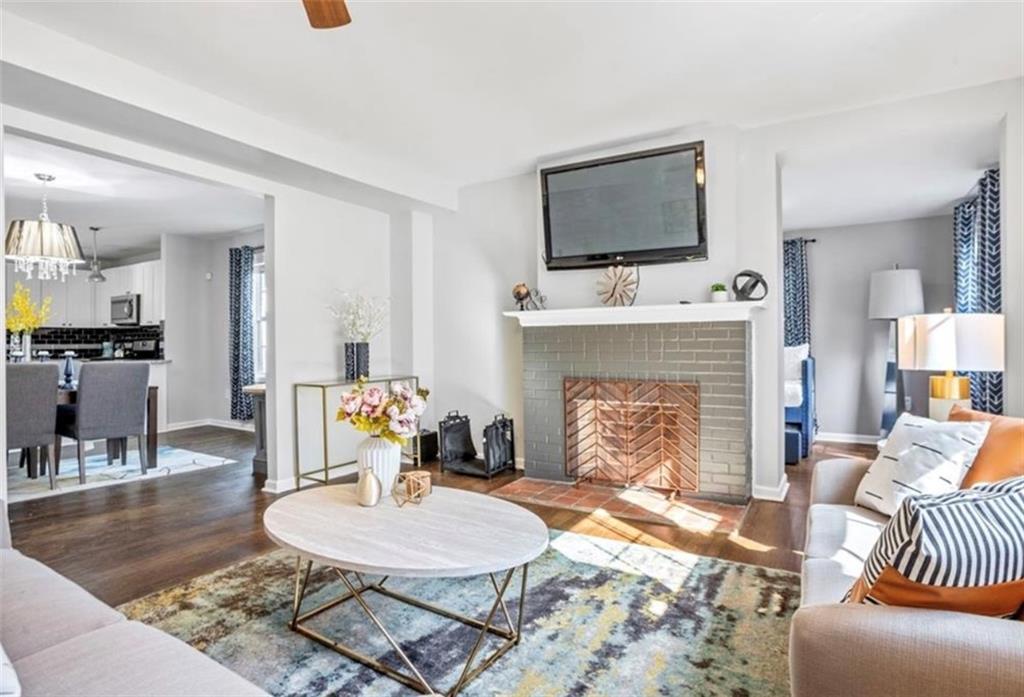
xmin=302 ymin=0 xmax=352 ymax=29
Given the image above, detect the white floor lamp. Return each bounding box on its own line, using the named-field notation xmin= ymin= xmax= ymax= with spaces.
xmin=868 ymin=267 xmax=923 ymax=436
xmin=898 ymin=310 xmax=1005 ymax=419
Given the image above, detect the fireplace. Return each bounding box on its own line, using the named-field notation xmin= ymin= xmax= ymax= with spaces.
xmin=564 ymin=378 xmax=699 ymax=492
xmin=507 ymin=312 xmax=753 ymax=502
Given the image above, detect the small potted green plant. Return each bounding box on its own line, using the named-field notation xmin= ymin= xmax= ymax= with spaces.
xmin=710 ymin=282 xmax=729 ymax=303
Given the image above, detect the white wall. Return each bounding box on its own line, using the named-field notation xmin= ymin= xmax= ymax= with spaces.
xmin=203 ymin=229 xmax=265 ymax=423
xmin=161 ymin=228 xmax=264 ymax=427
xmin=784 ymin=216 xmax=954 ymax=439
xmin=161 ymin=233 xmax=215 ymax=425
xmin=266 ymin=188 xmax=392 ymax=491
xmin=432 ymin=175 xmax=537 ymax=458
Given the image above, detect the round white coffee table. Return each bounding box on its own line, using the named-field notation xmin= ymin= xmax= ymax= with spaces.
xmin=263 ymin=484 xmax=549 ymax=696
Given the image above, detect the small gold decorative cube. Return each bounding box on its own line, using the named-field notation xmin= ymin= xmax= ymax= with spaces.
xmin=392 ymin=471 xmax=432 ymax=507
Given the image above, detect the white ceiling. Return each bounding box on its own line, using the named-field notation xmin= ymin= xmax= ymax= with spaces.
xmin=782 ymin=117 xmax=1001 ymax=230
xmin=3 ymin=134 xmax=264 ymax=259
xmin=5 ymin=1 xmax=1021 ymax=191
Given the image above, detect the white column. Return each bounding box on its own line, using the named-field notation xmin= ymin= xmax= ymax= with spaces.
xmin=389 ymin=212 xmax=414 ymax=375
xmin=1000 ymin=95 xmax=1023 ymax=417
xmin=737 ymin=134 xmax=788 ymax=501
xmin=410 ymin=211 xmax=436 ymax=425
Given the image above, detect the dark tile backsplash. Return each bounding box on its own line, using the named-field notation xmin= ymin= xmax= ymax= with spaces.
xmin=30 ymin=325 xmax=164 ymax=358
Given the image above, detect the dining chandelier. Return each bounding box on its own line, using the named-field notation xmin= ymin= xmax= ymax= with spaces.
xmin=5 ymin=173 xmax=85 ymax=281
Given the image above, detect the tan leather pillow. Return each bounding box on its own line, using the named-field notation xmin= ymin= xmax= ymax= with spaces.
xmin=949 ymin=404 xmax=1024 ymax=488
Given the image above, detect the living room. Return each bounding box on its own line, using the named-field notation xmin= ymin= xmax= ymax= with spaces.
xmin=2 ymin=3 xmax=1022 ymax=697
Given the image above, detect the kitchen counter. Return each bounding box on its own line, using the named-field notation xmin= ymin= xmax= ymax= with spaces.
xmin=8 ymin=358 xmax=172 ymax=365
xmin=243 ymin=383 xmax=267 ymax=476
xmin=80 ymin=358 xmax=173 ymax=365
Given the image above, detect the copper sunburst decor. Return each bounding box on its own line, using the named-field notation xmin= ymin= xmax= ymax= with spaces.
xmin=596 ymin=265 xmax=639 ymax=306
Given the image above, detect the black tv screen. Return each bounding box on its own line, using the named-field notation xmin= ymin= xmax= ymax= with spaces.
xmin=541 ymin=141 xmax=706 ymax=270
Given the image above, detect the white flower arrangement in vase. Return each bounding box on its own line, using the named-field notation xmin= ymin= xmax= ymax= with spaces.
xmin=327 ymin=291 xmax=389 ymax=379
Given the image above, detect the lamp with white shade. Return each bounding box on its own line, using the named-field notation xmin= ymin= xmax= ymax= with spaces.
xmin=4 ymin=173 xmax=85 ymax=281
xmin=898 ymin=311 xmax=1005 ymax=420
xmin=868 ymin=267 xmax=924 ymax=435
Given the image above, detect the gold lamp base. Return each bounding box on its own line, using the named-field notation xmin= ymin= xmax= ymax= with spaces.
xmin=928 ymin=371 xmax=971 ymax=420
xmin=930 ymin=372 xmax=971 ymax=400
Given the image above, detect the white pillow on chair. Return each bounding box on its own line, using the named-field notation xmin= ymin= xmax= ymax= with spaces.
xmin=855 ymin=413 xmax=990 ymax=516
xmin=784 ymin=344 xmax=810 ymax=382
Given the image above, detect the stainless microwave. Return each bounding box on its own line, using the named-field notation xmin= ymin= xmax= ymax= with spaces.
xmin=111 ymin=294 xmax=141 ymax=326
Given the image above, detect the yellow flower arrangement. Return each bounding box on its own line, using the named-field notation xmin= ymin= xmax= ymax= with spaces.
xmin=6 ymin=281 xmax=52 ymax=334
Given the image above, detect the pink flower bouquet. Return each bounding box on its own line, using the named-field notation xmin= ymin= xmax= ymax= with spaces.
xmin=337 ymin=379 xmax=429 ymax=445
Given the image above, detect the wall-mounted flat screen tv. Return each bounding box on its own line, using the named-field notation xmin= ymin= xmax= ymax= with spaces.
xmin=541 ymin=141 xmax=706 ymax=270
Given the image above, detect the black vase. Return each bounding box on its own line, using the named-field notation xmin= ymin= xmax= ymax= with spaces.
xmin=345 ymin=342 xmax=370 ymax=380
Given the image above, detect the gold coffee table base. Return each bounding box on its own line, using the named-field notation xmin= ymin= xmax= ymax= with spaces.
xmin=288 ymin=558 xmax=530 ymax=696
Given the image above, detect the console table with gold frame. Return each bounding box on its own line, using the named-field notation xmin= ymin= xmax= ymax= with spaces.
xmin=294 ymin=375 xmax=422 ymax=490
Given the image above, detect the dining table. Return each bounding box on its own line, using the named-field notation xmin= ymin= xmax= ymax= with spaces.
xmin=24 ymin=385 xmax=160 ymax=480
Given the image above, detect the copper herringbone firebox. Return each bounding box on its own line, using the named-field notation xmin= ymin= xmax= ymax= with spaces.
xmin=564 ymin=378 xmax=700 ymax=493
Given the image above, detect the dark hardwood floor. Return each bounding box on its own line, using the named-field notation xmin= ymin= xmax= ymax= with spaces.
xmin=8 ymin=427 xmax=874 ymax=606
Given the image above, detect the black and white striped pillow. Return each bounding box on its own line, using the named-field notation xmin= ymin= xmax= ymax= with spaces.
xmin=855 ymin=413 xmax=990 ymax=516
xmin=844 ymin=476 xmax=1024 ymax=617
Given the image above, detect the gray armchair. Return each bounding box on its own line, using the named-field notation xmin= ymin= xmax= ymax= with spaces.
xmin=55 ymin=362 xmax=150 ymax=483
xmin=6 ymin=363 xmax=60 ymax=490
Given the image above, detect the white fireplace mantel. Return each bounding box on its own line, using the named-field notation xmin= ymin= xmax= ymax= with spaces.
xmin=503 ymin=300 xmax=766 ymax=328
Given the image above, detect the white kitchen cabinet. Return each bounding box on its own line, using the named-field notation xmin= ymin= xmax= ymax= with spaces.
xmin=94 ymin=266 xmax=126 ymax=327
xmin=38 ymin=276 xmax=68 ymax=326
xmin=65 ymin=272 xmax=96 ymax=327
xmin=137 ymin=261 xmax=163 ymax=324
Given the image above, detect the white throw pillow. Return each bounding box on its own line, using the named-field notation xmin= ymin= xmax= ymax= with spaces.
xmin=1 ymin=642 xmax=20 ymax=697
xmin=854 ymin=413 xmax=990 ymax=516
xmin=784 ymin=344 xmax=809 ymax=382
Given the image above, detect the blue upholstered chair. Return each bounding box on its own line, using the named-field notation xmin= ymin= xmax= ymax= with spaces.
xmin=6 ymin=363 xmax=60 ymax=490
xmin=55 ymin=362 xmax=150 ymax=483
xmin=784 ymin=356 xmax=815 ymax=458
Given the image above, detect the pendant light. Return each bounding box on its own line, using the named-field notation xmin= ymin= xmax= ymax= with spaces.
xmin=87 ymin=226 xmax=107 ymax=283
xmin=5 ymin=173 xmax=85 ymax=281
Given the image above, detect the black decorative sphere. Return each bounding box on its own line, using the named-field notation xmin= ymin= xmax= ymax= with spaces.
xmin=732 ymin=270 xmax=768 ymax=301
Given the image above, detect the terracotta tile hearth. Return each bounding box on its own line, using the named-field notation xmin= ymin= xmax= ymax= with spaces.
xmin=491 ymin=477 xmax=745 ymax=533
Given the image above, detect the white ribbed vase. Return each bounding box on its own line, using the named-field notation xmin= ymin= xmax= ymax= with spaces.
xmin=357 ymin=436 xmax=401 ymax=494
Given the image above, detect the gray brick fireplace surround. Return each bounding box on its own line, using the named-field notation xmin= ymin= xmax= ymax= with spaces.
xmin=521 ymin=321 xmax=751 ymax=500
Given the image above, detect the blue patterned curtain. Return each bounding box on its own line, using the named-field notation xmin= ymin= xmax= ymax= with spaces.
xmin=954 ymin=168 xmax=1002 ymax=413
xmin=783 ymin=238 xmax=811 ymax=347
xmin=229 ymin=246 xmax=255 ymax=421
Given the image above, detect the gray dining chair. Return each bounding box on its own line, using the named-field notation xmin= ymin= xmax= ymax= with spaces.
xmin=6 ymin=363 xmax=60 ymax=490
xmin=55 ymin=362 xmax=151 ymax=483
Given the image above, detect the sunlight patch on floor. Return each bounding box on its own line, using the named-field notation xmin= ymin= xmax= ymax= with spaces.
xmin=550 ymin=527 xmax=699 ymax=592
xmin=615 ymin=487 xmax=722 ymax=534
xmin=726 ymin=531 xmax=775 ymax=553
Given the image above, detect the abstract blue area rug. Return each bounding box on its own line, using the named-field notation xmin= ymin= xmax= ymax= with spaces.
xmin=121 ymin=531 xmax=799 ymax=696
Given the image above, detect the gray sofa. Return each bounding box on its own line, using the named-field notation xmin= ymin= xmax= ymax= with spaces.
xmin=790 ymin=459 xmax=1024 ymax=697
xmin=0 ymin=503 xmax=266 ymax=697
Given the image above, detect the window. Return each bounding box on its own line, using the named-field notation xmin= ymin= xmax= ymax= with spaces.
xmin=252 ymin=250 xmax=267 ymax=381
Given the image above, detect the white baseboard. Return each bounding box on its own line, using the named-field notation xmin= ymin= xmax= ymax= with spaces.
xmin=752 ymin=474 xmax=790 ymax=502
xmin=163 ymin=419 xmax=255 ymax=434
xmin=817 ymin=432 xmax=879 ymax=445
xmin=261 ymin=477 xmax=295 ymax=495
xmin=261 ymin=463 xmax=359 ymax=496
